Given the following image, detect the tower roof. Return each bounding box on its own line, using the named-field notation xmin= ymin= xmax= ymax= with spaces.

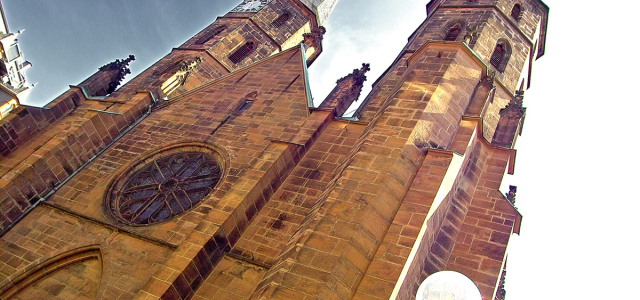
xmin=298 ymin=0 xmax=339 ymax=25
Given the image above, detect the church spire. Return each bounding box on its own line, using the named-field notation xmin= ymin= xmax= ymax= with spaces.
xmin=298 ymin=0 xmax=340 ymax=25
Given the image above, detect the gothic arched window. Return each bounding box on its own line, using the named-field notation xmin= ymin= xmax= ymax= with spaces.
xmin=444 ymin=23 xmax=462 ymax=41
xmin=511 ymin=4 xmax=523 ymax=21
xmin=229 ymin=41 xmax=256 ymax=64
xmin=271 ymin=12 xmax=291 ymax=28
xmin=107 ymin=151 xmax=222 ymax=225
xmin=195 ymin=25 xmax=227 ymax=45
xmin=490 ymin=40 xmax=511 ymax=72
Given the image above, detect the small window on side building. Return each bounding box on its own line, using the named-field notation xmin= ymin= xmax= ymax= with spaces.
xmin=271 ymin=12 xmax=291 ymax=28
xmin=511 ymin=4 xmax=523 ymax=22
xmin=228 ymin=41 xmax=256 ymax=64
xmin=490 ymin=41 xmax=511 ymax=72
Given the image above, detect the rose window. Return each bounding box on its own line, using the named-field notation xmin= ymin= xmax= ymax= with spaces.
xmin=107 ymin=151 xmax=222 ymax=225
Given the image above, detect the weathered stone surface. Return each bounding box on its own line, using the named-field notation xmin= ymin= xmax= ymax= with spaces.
xmin=0 ymin=0 xmax=548 ymax=299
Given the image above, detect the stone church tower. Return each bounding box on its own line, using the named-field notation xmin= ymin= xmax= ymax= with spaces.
xmin=0 ymin=0 xmax=548 ymax=299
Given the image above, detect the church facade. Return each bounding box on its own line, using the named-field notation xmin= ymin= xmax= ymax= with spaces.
xmin=0 ymin=0 xmax=549 ymax=299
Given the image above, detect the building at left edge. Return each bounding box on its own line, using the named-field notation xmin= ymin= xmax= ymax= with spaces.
xmin=0 ymin=0 xmax=31 ymax=121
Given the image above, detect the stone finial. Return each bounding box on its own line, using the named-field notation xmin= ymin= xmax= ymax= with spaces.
xmin=500 ymin=90 xmax=526 ymax=119
xmin=178 ymin=56 xmax=204 ymax=73
xmin=98 ymin=55 xmax=136 ymax=95
xmin=79 ymin=55 xmax=135 ymax=96
xmin=506 ymin=185 xmax=517 ymax=204
xmin=336 ymin=63 xmax=370 ymax=103
xmin=496 ymin=269 xmax=507 ymax=300
xmin=479 ymin=70 xmax=496 ymax=88
xmin=99 ymin=54 xmax=135 ymax=71
xmin=514 ymin=89 xmax=524 ymax=104
xmin=338 ymin=63 xmax=370 ymax=86
xmin=303 ymin=26 xmax=326 ymax=50
xmin=492 ymin=91 xmax=526 ymax=148
xmin=319 ymin=63 xmax=370 ymax=117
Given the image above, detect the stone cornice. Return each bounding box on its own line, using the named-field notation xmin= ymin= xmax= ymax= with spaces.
xmin=430 ymin=2 xmax=549 ymax=58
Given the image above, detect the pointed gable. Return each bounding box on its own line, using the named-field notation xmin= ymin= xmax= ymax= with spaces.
xmin=153 ymin=45 xmax=313 ymax=141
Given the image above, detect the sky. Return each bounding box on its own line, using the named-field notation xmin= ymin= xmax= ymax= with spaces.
xmin=3 ymin=0 xmax=640 ymax=299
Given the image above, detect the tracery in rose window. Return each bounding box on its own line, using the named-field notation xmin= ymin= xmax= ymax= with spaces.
xmin=109 ymin=151 xmax=221 ymax=225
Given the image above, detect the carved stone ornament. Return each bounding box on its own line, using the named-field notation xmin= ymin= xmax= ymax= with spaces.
xmin=479 ymin=70 xmax=496 ymax=88
xmin=99 ymin=55 xmax=136 ymax=94
xmin=99 ymin=54 xmax=135 ymax=72
xmin=463 ymin=25 xmax=479 ymax=44
xmin=506 ymin=185 xmax=517 ymax=204
xmin=303 ymin=26 xmax=327 ymax=50
xmin=338 ymin=63 xmax=370 ymax=86
xmin=106 ymin=151 xmax=222 ymax=225
xmin=500 ymin=90 xmax=526 ymax=119
xmin=496 ymin=269 xmax=507 ymax=300
xmin=178 ymin=56 xmax=204 ymax=73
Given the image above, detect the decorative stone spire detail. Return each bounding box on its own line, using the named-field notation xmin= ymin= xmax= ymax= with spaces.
xmin=99 ymin=54 xmax=135 ymax=71
xmin=98 ymin=55 xmax=136 ymax=95
xmin=318 ymin=63 xmax=370 ymax=117
xmin=500 ymin=90 xmax=526 ymax=119
xmin=506 ymin=185 xmax=517 ymax=204
xmin=463 ymin=25 xmax=479 ymax=45
xmin=479 ymin=70 xmax=496 ymax=88
xmin=496 ymin=269 xmax=507 ymax=300
xmin=303 ymin=26 xmax=326 ymax=51
xmin=302 ymin=26 xmax=327 ymax=66
xmin=338 ymin=63 xmax=370 ymax=85
xmin=491 ymin=90 xmax=526 ymax=148
xmin=178 ymin=56 xmax=204 ymax=73
xmin=79 ymin=55 xmax=135 ymax=97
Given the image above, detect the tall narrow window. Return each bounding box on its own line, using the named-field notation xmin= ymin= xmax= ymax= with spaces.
xmin=271 ymin=12 xmax=291 ymax=28
xmin=490 ymin=45 xmax=504 ymax=68
xmin=490 ymin=41 xmax=511 ymax=72
xmin=228 ymin=41 xmax=256 ymax=64
xmin=195 ymin=25 xmax=227 ymax=45
xmin=444 ymin=24 xmax=462 ymax=41
xmin=511 ymin=4 xmax=523 ymax=21
xmin=237 ymin=100 xmax=253 ymax=112
xmin=237 ymin=91 xmax=257 ymax=112
xmin=490 ymin=44 xmax=505 ymax=69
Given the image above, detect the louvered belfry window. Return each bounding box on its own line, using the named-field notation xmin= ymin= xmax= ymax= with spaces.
xmin=490 ymin=44 xmax=505 ymax=70
xmin=511 ymin=4 xmax=523 ymax=21
xmin=444 ymin=25 xmax=462 ymax=41
xmin=195 ymin=25 xmax=226 ymax=45
xmin=229 ymin=41 xmax=256 ymax=64
xmin=272 ymin=12 xmax=291 ymax=28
